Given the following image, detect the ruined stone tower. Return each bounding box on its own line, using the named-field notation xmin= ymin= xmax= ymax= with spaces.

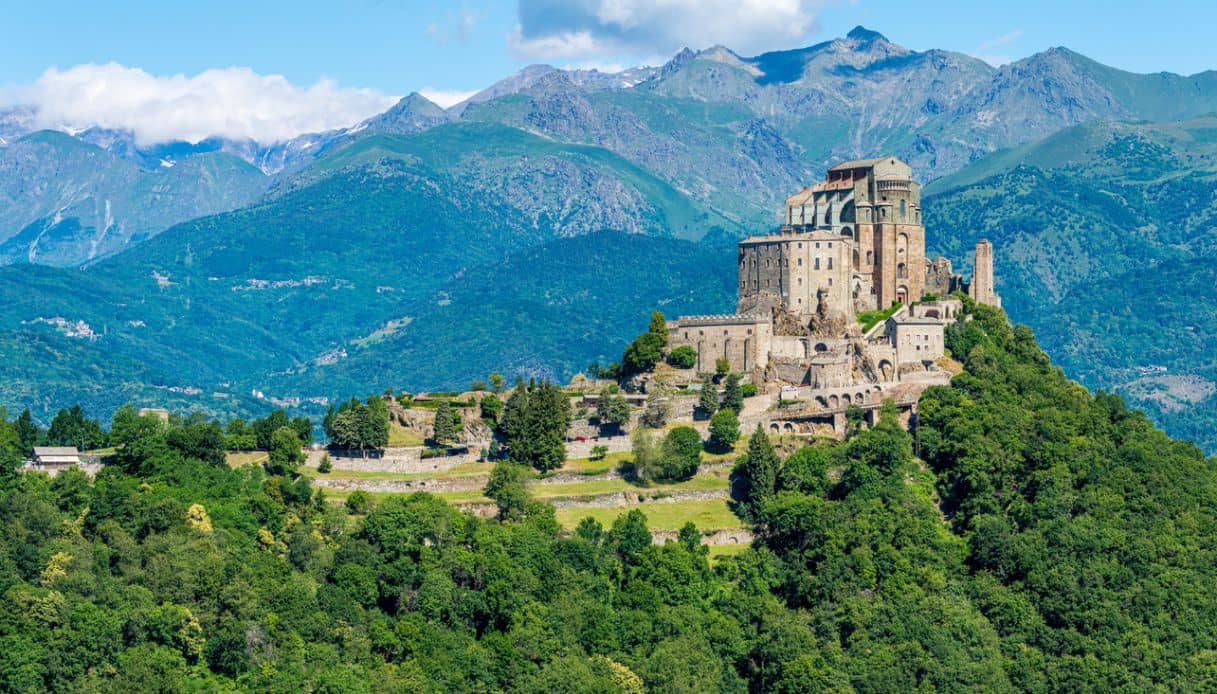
xmin=970 ymin=239 xmax=1001 ymax=308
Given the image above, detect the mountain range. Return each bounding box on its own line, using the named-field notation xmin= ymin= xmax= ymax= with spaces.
xmin=1 ymin=26 xmax=1216 ymax=451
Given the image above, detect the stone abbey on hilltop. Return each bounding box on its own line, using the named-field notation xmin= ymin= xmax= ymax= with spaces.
xmin=668 ymin=156 xmax=1000 ymax=433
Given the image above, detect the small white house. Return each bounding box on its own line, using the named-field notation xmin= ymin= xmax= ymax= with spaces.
xmin=31 ymin=446 xmax=82 ymax=467
xmin=27 ymin=446 xmax=101 ymax=476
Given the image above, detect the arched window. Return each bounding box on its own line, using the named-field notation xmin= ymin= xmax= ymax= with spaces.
xmin=897 ymin=262 xmax=907 ymax=279
xmin=900 ymin=199 xmax=906 ymax=220
xmin=866 ymin=250 xmax=874 ymax=266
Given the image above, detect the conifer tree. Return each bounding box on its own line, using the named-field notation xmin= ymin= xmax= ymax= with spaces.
xmin=736 ymin=424 xmax=779 ymax=519
xmin=697 ymin=374 xmax=719 ymax=419
xmin=722 ymin=373 xmax=744 ymax=413
xmin=648 ymin=310 xmax=668 ymax=342
xmin=433 ymin=401 xmax=457 ymax=445
xmin=14 ymin=408 xmax=41 ymax=454
xmin=502 ymin=382 xmax=570 ymax=472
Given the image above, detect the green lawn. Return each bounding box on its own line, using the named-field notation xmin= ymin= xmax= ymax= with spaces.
xmin=304 ymin=461 xmax=494 ymax=482
xmin=387 ymin=423 xmax=425 ymax=447
xmin=531 ymin=473 xmax=728 ymax=500
xmin=554 ymin=497 xmax=742 ymax=531
xmin=560 ymin=452 xmax=629 ymax=475
xmin=226 ymin=451 xmax=268 ymax=467
xmin=858 ymin=303 xmax=904 ymax=332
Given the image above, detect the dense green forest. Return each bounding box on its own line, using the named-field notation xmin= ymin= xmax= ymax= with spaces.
xmin=1 ymin=301 xmax=1215 ymax=691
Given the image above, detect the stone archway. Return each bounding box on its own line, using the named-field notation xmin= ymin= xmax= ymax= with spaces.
xmin=878 ymin=360 xmax=894 ymax=381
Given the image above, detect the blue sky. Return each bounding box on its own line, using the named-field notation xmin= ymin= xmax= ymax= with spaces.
xmin=1 ymin=0 xmax=1213 ymax=143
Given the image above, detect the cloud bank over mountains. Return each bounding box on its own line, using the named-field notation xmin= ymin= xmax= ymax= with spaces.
xmin=511 ymin=0 xmax=832 ymax=59
xmin=5 ymin=63 xmax=399 ymax=145
xmin=1 ymin=0 xmax=838 ymax=145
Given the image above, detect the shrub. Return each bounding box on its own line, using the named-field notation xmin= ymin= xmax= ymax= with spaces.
xmin=666 ymin=345 xmax=698 ymax=369
xmin=317 ymin=453 xmax=333 ymax=473
xmin=345 ymin=490 xmax=372 ymax=515
xmin=740 ymin=383 xmax=759 ymax=398
xmin=480 ymin=393 xmax=504 ymax=421
xmin=590 ymin=445 xmax=609 ymax=460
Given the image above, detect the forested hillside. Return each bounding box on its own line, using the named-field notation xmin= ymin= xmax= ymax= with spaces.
xmin=924 ymin=117 xmax=1217 ymax=450
xmin=2 ymin=305 xmax=1214 ymax=691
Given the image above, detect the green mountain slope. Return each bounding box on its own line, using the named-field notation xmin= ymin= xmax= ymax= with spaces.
xmin=0 ymin=127 xmax=737 ymax=423
xmin=924 ymin=117 xmax=1217 ymax=450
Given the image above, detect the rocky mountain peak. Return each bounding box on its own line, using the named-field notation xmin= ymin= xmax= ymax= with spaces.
xmin=364 ymin=92 xmax=450 ymax=136
xmin=845 ymin=26 xmax=887 ymax=44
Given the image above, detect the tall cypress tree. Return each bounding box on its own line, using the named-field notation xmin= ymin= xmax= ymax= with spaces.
xmin=722 ymin=373 xmax=744 ymax=413
xmin=736 ymin=424 xmax=779 ymax=519
xmin=433 ymin=401 xmax=457 ymax=445
xmin=697 ymin=374 xmax=719 ymax=419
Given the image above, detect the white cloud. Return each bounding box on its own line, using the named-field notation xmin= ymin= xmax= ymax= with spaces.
xmin=512 ymin=0 xmax=835 ymax=60
xmin=418 ymin=88 xmax=480 ymax=108
xmin=8 ymin=63 xmax=399 ymax=145
xmin=974 ymin=30 xmax=1023 ymax=67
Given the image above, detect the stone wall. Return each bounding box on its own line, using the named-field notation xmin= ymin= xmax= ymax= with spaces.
xmin=652 ymin=528 xmax=754 ymax=546
xmin=304 ymin=447 xmax=481 ymax=474
xmin=23 ymin=462 xmax=104 ymax=478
